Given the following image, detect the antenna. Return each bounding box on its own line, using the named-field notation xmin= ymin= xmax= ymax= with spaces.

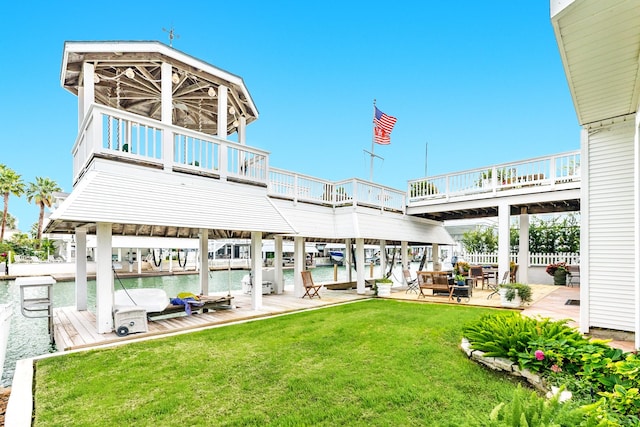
xmin=162 ymin=26 xmax=180 ymax=47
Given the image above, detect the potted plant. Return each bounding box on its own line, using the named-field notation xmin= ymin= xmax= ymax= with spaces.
xmin=545 ymin=262 xmax=569 ymax=286
xmin=374 ymin=277 xmax=393 ymax=297
xmin=498 ymin=282 xmax=532 ymax=308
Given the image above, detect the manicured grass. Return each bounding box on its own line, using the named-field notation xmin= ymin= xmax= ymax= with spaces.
xmin=34 ymin=300 xmax=522 ymax=426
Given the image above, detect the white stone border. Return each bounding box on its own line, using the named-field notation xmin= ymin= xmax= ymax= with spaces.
xmin=461 ymin=338 xmax=547 ymax=393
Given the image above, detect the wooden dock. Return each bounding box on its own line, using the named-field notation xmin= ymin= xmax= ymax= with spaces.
xmin=53 ymin=289 xmax=372 ymax=351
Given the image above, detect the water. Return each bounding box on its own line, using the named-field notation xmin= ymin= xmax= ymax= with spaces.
xmin=0 ymin=264 xmax=399 ymax=386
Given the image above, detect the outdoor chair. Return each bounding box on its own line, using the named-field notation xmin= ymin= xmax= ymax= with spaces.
xmin=567 ymin=265 xmax=580 ymax=287
xmin=301 ymin=270 xmax=322 ymax=299
xmin=403 ymin=269 xmax=419 ymax=294
xmin=487 ymin=271 xmax=508 ymax=299
xmin=510 ymin=264 xmax=519 ymax=283
xmin=469 ymin=266 xmax=488 ymax=289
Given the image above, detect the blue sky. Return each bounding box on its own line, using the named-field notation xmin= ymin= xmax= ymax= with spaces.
xmin=0 ymin=1 xmax=580 ymax=232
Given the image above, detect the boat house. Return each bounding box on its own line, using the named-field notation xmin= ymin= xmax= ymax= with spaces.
xmin=45 ymin=41 xmax=454 ymax=334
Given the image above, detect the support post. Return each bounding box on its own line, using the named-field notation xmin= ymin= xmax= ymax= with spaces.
xmin=95 ymin=223 xmax=113 ymax=334
xmin=250 ymin=232 xmax=263 ymax=309
xmin=518 ymin=207 xmax=530 ymax=284
xmin=356 ymin=238 xmax=366 ymax=294
xmin=274 ymin=236 xmax=284 ymax=294
xmin=293 ymin=236 xmax=305 ymax=297
xmin=199 ymin=229 xmax=209 ymax=295
xmin=75 ymin=228 xmax=87 ymax=311
xmin=498 ymin=202 xmax=511 ymax=283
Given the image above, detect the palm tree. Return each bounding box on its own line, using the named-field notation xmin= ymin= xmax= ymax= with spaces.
xmin=0 ymin=164 xmax=25 ymax=241
xmin=26 ymin=177 xmax=62 ymax=242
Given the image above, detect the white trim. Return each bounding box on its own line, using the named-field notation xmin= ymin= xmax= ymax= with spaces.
xmin=580 ymin=128 xmax=589 ymax=333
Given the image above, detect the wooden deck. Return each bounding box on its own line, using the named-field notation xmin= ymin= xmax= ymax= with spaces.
xmin=53 ymin=289 xmax=372 ymax=351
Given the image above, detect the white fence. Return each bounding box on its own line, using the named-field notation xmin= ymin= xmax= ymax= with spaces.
xmin=465 ymin=252 xmax=580 ymax=266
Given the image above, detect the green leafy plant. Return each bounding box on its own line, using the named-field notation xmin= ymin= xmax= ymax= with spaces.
xmin=500 ymin=282 xmax=533 ymax=303
xmin=472 ymin=385 xmax=585 ymax=426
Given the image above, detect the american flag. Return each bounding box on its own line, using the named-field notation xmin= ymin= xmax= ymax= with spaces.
xmin=373 ymin=106 xmax=397 ymax=145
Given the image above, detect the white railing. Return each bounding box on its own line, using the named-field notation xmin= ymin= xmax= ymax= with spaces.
xmin=408 ymin=151 xmax=581 ymax=202
xmin=268 ymin=169 xmax=406 ymax=211
xmin=465 ymin=252 xmax=580 ymax=266
xmin=72 ymin=104 xmax=269 ymax=186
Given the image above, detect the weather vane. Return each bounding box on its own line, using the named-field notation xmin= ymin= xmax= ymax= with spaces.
xmin=162 ymin=26 xmax=180 ymax=47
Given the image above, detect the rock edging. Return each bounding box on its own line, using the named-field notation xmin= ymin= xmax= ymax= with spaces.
xmin=460 ymin=338 xmax=547 ymax=393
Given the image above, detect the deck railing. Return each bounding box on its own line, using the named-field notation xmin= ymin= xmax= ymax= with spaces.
xmin=268 ymin=168 xmax=406 ymax=212
xmin=407 ymin=151 xmax=580 ymax=202
xmin=72 ymin=104 xmax=269 ymax=185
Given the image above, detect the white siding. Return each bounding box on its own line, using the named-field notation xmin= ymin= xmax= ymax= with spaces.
xmin=587 ymin=121 xmax=636 ymax=331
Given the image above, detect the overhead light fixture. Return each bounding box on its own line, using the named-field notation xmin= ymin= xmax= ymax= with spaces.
xmin=207 ymin=87 xmax=216 ymax=97
xmin=93 ymin=74 xmax=100 ymax=84
xmin=172 ymin=73 xmax=180 ymax=84
xmin=228 ymin=106 xmax=236 ymax=115
xmin=125 ymin=67 xmax=135 ymax=79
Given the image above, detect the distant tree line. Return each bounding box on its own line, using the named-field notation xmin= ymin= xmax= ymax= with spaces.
xmin=461 ymin=214 xmax=580 ymax=254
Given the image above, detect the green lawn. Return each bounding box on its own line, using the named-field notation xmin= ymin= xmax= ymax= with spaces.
xmin=34 ymin=300 xmax=523 ymax=426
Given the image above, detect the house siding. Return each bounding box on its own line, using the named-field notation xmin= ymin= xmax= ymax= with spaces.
xmin=587 ymin=121 xmax=636 ymax=331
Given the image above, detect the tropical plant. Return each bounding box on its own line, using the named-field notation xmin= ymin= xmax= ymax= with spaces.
xmin=26 ymin=176 xmax=62 ymax=243
xmin=0 ymin=164 xmax=25 ymax=241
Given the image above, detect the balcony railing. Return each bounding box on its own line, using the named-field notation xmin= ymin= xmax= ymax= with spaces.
xmin=407 ymin=151 xmax=580 ymax=203
xmin=269 ymin=168 xmax=406 ymax=212
xmin=72 ymin=104 xmax=269 ymax=185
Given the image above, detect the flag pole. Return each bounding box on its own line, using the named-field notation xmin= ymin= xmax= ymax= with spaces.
xmin=370 ymin=99 xmax=376 ymax=182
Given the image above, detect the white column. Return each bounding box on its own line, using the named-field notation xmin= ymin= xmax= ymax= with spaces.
xmin=379 ymin=240 xmax=386 ymax=279
xmin=345 ymin=238 xmax=352 ymax=283
xmin=432 ymin=243 xmax=440 ymax=270
xmin=401 ymin=241 xmax=408 ymax=270
xmin=579 ymin=128 xmax=590 ymax=334
xmin=169 ymin=249 xmax=173 ymax=273
xmin=81 ymin=62 xmax=95 ymax=125
xmin=137 ymin=248 xmax=142 ymax=274
xmin=251 ymin=231 xmax=263 ymax=309
xmin=95 ymin=223 xmax=114 ymax=334
xmin=199 ymin=229 xmax=209 ymax=295
xmin=238 ymin=116 xmax=247 ymax=145
xmin=274 ymin=236 xmax=284 ymax=294
xmin=75 ymin=228 xmax=87 ymax=311
xmin=498 ymin=201 xmax=511 ymax=283
xmin=635 ymin=117 xmax=640 ymax=349
xmin=356 ymin=238 xmax=366 ymax=294
xmin=518 ymin=208 xmax=530 ymax=284
xmin=293 ymin=236 xmax=305 ymax=297
xmin=217 ymin=85 xmax=228 ymax=140
xmin=161 ymin=62 xmax=173 ymax=171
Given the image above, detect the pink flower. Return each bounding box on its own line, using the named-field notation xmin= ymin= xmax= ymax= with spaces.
xmin=535 ymin=350 xmax=545 ymax=361
xmin=551 ymin=364 xmax=562 ymax=373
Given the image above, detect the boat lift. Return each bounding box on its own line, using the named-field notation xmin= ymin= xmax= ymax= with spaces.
xmin=17 ymin=276 xmax=56 ymax=344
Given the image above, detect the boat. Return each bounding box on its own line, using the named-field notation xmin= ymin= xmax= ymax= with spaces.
xmin=329 ymin=251 xmax=344 ymax=263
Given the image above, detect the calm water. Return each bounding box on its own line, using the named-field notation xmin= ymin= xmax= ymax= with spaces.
xmin=0 ymin=264 xmax=403 ymax=386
